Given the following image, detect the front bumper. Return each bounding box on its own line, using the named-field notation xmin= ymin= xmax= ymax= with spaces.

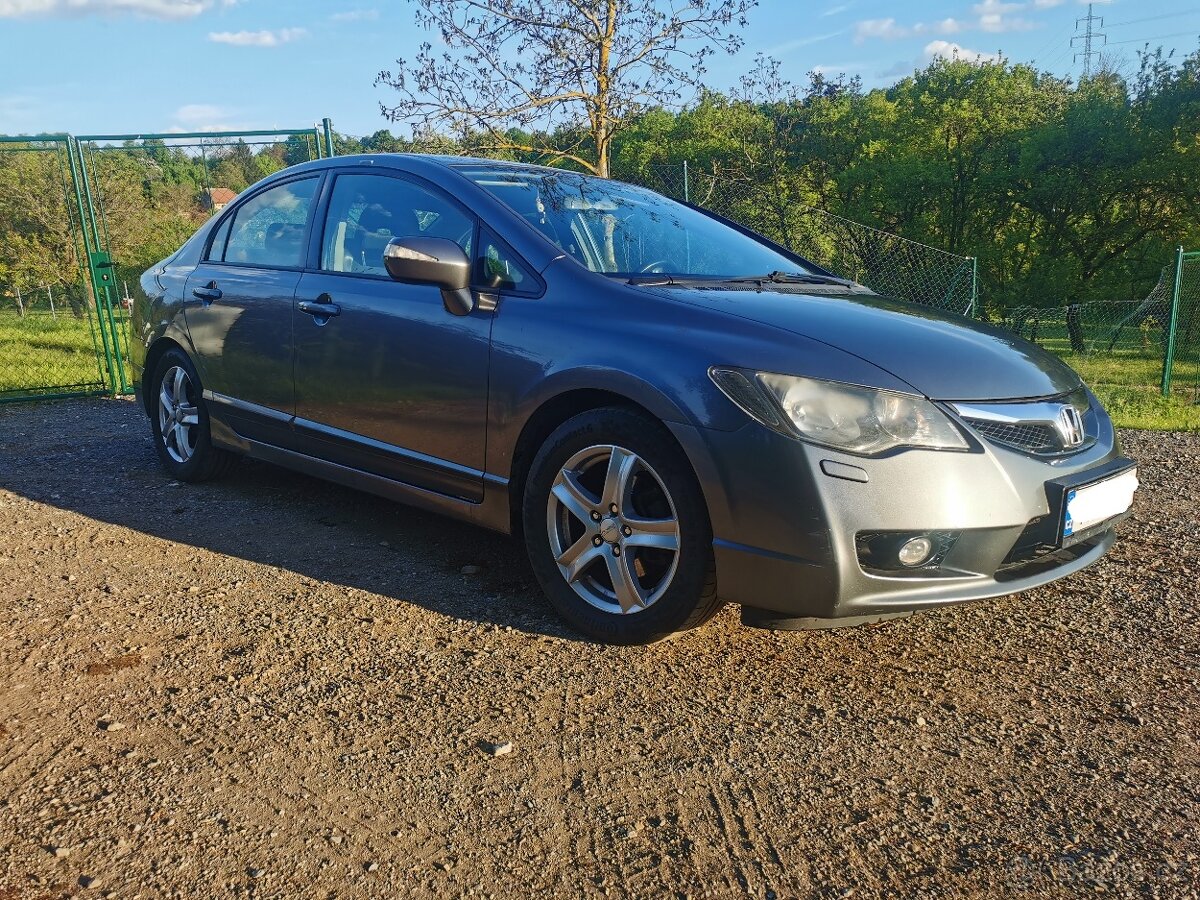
xmin=668 ymin=400 xmax=1128 ymax=620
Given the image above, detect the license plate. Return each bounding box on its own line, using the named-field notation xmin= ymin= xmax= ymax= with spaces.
xmin=1063 ymin=467 xmax=1138 ymax=541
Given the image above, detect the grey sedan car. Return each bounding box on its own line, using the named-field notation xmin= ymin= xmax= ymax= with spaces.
xmin=134 ymin=155 xmax=1138 ymax=644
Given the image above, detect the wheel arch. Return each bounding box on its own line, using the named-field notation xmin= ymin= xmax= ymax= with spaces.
xmin=506 ymin=387 xmax=704 ymax=536
xmin=140 ymin=336 xmax=189 ymax=418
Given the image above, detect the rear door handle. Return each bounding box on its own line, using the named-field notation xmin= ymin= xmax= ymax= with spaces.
xmin=298 ymin=298 xmax=341 ymax=319
xmin=192 ymin=282 xmax=222 ymax=303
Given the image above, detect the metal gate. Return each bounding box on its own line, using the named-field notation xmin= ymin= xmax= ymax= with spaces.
xmin=0 ymin=119 xmax=335 ymax=403
xmin=1161 ymin=247 xmax=1200 ymax=400
xmin=0 ymin=135 xmax=109 ymax=401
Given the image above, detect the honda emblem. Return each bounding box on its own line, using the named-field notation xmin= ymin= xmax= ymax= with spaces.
xmin=1054 ymin=405 xmax=1085 ymax=449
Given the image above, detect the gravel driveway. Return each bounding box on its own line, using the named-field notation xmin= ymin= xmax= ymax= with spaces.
xmin=0 ymin=398 xmax=1196 ymax=899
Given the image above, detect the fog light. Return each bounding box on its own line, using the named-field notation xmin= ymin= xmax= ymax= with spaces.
xmin=898 ymin=536 xmax=934 ymax=567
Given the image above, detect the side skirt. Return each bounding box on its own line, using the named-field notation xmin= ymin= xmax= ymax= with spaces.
xmin=208 ymin=410 xmax=513 ymax=536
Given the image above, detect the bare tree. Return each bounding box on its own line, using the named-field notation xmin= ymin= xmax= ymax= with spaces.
xmin=376 ymin=0 xmax=756 ymax=177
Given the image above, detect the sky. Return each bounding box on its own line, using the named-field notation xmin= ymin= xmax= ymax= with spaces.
xmin=0 ymin=0 xmax=1198 ymax=139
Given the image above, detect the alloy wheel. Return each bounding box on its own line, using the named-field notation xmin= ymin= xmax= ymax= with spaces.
xmin=157 ymin=365 xmax=199 ymax=464
xmin=545 ymin=444 xmax=681 ymax=614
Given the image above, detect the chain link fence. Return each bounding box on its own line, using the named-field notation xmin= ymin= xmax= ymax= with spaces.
xmin=619 ymin=161 xmax=1195 ymax=423
xmin=3 ymin=131 xmax=1195 ymax=425
xmin=621 ymin=162 xmax=977 ymax=316
xmin=0 ymin=137 xmax=109 ymax=401
xmin=0 ymin=126 xmax=331 ymax=402
xmin=986 ymin=251 xmax=1199 ymax=412
xmin=74 ymin=129 xmax=329 ymax=394
xmin=1165 ymin=251 xmax=1200 ymax=401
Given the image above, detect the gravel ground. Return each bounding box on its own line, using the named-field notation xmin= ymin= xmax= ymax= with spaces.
xmin=0 ymin=398 xmax=1197 ymax=900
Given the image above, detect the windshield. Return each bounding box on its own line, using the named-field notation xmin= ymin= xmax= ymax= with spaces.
xmin=458 ymin=167 xmax=809 ymax=279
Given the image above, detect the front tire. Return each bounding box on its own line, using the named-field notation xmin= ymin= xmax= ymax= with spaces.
xmin=148 ymin=348 xmax=235 ymax=483
xmin=522 ymin=407 xmax=721 ymax=644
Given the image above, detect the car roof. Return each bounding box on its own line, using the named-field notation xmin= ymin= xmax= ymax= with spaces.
xmin=284 ymin=153 xmax=580 ymax=177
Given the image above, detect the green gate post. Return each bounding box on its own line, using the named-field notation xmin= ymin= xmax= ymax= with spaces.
xmin=1161 ymin=245 xmax=1185 ymax=398
xmin=68 ymin=138 xmax=122 ymax=395
xmin=72 ymin=138 xmax=129 ymax=395
xmin=323 ymin=118 xmax=336 ymax=158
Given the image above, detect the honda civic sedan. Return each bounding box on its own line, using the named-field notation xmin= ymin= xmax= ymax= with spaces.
xmin=133 ymin=155 xmax=1138 ymax=644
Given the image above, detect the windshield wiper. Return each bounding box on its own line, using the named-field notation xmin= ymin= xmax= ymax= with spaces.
xmin=624 ymin=274 xmax=727 ymax=286
xmin=625 ymin=271 xmax=854 ymax=288
xmin=730 ymin=271 xmax=855 ymax=287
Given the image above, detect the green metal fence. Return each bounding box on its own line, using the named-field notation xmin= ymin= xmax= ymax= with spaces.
xmin=2 ymin=129 xmax=1195 ymax=423
xmin=0 ymin=121 xmax=335 ymax=403
xmin=1162 ymin=248 xmax=1200 ymax=399
xmin=0 ymin=135 xmax=110 ymax=401
xmin=989 ymin=248 xmax=1198 ymax=407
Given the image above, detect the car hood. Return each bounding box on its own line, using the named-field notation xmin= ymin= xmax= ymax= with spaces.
xmin=658 ymin=286 xmax=1082 ymax=401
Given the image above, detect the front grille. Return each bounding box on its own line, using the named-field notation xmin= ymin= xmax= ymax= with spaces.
xmin=961 ymin=418 xmax=1060 ymax=454
xmin=950 ymin=389 xmax=1096 ymax=457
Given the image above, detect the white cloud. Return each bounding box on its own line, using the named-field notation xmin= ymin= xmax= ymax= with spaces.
xmin=0 ymin=0 xmax=233 ymax=18
xmin=330 ymin=8 xmax=378 ymax=22
xmin=855 ymin=16 xmax=961 ymax=42
xmin=924 ymin=39 xmax=1003 ymax=63
xmin=917 ymin=18 xmax=963 ymax=36
xmin=821 ymin=2 xmax=852 ymax=16
xmin=855 ymin=17 xmax=909 ymax=41
xmin=855 ymin=0 xmax=1047 ymax=44
xmin=973 ymin=0 xmax=1037 ymax=32
xmin=167 ymin=102 xmax=255 ymax=132
xmin=173 ymin=103 xmax=227 ymax=124
xmin=208 ymin=27 xmax=307 ymax=47
xmin=978 ymin=12 xmax=1036 ymax=31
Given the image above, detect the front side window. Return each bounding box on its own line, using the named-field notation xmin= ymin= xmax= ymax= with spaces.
xmin=459 ymin=167 xmax=809 ymax=279
xmin=222 ymin=178 xmax=318 ymax=268
xmin=478 ymin=228 xmax=534 ymax=292
xmin=321 ymin=173 xmax=474 ymax=276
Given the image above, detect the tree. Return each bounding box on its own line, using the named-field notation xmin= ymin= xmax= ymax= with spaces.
xmin=375 ymin=0 xmax=755 ymax=177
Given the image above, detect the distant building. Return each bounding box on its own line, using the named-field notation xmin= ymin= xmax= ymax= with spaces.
xmin=202 ymin=187 xmax=238 ymax=212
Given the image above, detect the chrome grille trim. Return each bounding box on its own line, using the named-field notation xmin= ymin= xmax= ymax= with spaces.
xmin=950 ymin=389 xmax=1096 ymax=456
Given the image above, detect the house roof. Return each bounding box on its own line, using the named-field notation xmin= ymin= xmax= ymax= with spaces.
xmin=206 ymin=187 xmax=238 ymax=204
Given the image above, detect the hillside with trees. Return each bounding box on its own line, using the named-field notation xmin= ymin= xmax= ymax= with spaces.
xmin=1 ymin=48 xmax=1197 ymax=319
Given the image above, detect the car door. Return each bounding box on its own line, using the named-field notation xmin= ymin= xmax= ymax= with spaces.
xmin=184 ymin=175 xmax=320 ymax=445
xmin=292 ymin=169 xmax=512 ymax=502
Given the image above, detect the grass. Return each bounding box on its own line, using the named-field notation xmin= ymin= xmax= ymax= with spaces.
xmin=1056 ymin=351 xmax=1200 ymax=431
xmin=2 ymin=308 xmax=1197 ymax=429
xmin=0 ymin=309 xmax=111 ymax=399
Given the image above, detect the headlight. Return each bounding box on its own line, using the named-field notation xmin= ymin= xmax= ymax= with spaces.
xmin=710 ymin=368 xmax=968 ymax=455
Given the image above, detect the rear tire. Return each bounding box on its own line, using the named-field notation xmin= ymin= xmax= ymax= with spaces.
xmin=148 ymin=348 xmax=236 ymax=483
xmin=522 ymin=407 xmax=722 ymax=644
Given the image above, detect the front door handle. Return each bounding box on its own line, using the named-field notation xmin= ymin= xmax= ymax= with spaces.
xmin=192 ymin=281 xmax=222 ymax=303
xmin=298 ymin=298 xmax=341 ymax=319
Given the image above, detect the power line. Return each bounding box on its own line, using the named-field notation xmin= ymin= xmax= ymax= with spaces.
xmin=1108 ymin=30 xmax=1200 ymax=46
xmin=1029 ymin=24 xmax=1075 ymax=66
xmin=1072 ymin=3 xmax=1107 ymax=79
xmin=1106 ymin=11 xmax=1194 ymax=29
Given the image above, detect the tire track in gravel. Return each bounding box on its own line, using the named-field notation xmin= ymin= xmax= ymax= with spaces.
xmin=2 ymin=400 xmax=1198 ymax=898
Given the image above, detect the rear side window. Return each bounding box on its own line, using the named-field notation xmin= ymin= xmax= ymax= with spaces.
xmin=320 ymin=173 xmax=473 ymax=276
xmin=221 ymin=178 xmax=318 ymax=268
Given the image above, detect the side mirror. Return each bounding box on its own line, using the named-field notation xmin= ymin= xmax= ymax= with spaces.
xmin=383 ymin=236 xmax=474 ymax=316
